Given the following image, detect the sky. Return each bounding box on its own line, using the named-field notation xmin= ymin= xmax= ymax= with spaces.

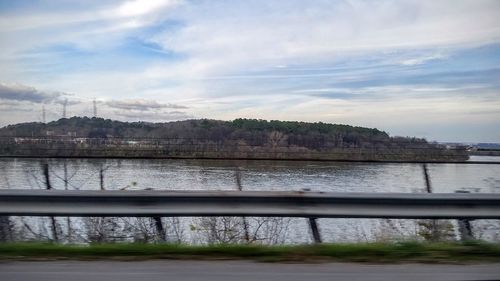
xmin=0 ymin=0 xmax=499 ymax=142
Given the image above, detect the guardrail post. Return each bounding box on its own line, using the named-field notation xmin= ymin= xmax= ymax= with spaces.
xmin=42 ymin=161 xmax=58 ymax=242
xmin=236 ymin=169 xmax=250 ymax=242
xmin=421 ymin=163 xmax=440 ymax=241
xmin=455 ymin=190 xmax=474 ymax=241
xmin=0 ymin=216 xmax=12 ymax=242
xmin=303 ymin=188 xmax=322 ymax=243
xmin=308 ymin=217 xmax=322 ymax=243
xmin=141 ymin=187 xmax=166 ymax=241
xmin=153 ymin=216 xmax=166 ymax=242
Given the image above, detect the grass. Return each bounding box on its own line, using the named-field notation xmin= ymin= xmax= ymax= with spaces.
xmin=1 ymin=241 xmax=500 ymax=263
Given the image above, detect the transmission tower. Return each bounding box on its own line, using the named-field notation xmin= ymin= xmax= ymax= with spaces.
xmin=93 ymin=99 xmax=97 ymax=117
xmin=62 ymin=98 xmax=68 ymax=118
xmin=42 ymin=105 xmax=46 ymax=123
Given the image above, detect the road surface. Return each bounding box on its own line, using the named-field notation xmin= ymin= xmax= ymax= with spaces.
xmin=1 ymin=260 xmax=499 ymax=281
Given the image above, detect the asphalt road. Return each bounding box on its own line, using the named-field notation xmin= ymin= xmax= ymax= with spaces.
xmin=1 ymin=260 xmax=499 ymax=281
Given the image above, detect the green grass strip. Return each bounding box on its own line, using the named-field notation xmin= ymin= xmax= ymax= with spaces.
xmin=1 ymin=241 xmax=500 ymax=263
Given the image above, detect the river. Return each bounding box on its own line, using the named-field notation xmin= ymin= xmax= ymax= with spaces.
xmin=1 ymin=157 xmax=499 ymax=244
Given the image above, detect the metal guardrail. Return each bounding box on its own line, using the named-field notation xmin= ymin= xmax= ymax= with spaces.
xmin=1 ymin=190 xmax=499 ymax=219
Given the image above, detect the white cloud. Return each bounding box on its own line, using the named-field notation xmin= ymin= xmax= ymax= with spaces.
xmin=116 ymin=0 xmax=180 ymax=17
xmin=0 ymin=0 xmax=182 ymax=57
xmin=400 ymin=53 xmax=447 ymax=66
xmin=148 ymin=0 xmax=500 ymax=78
xmin=106 ymin=99 xmax=187 ymax=111
xmin=113 ymin=110 xmax=192 ymax=121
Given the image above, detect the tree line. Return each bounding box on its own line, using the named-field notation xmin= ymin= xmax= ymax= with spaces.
xmin=0 ymin=117 xmax=468 ymax=161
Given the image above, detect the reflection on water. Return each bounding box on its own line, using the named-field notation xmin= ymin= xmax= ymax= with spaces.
xmin=0 ymin=157 xmax=499 ymax=244
xmin=3 ymin=157 xmax=500 ymax=192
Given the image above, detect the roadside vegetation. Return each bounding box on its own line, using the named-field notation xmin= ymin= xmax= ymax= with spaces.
xmin=1 ymin=241 xmax=499 ymax=263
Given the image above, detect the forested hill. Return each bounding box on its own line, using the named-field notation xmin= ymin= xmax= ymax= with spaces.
xmin=2 ymin=117 xmax=399 ymax=147
xmin=0 ymin=117 xmax=468 ymax=161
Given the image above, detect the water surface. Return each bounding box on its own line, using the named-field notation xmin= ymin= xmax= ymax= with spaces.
xmin=1 ymin=157 xmax=499 ymax=244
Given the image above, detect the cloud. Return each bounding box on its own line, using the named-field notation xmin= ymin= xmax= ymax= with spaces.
xmin=0 ymin=82 xmax=61 ymax=103
xmin=1 ymin=1 xmax=500 ymax=141
xmin=116 ymin=0 xmax=181 ymax=17
xmin=298 ymin=84 xmax=495 ymax=102
xmin=113 ymin=110 xmax=192 ymax=121
xmin=0 ymin=0 xmax=183 ymax=58
xmin=147 ymin=0 xmax=500 ymax=80
xmin=105 ymin=97 xmax=192 ymax=122
xmin=106 ymin=99 xmax=188 ymax=111
xmin=0 ymin=100 xmax=37 ymax=112
xmin=400 ymin=53 xmax=447 ymax=66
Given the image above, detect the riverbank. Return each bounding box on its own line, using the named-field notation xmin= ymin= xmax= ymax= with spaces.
xmin=469 ymin=150 xmax=500 ymax=157
xmin=1 ymin=241 xmax=500 ymax=263
xmin=0 ymin=143 xmax=469 ymax=162
xmin=0 ymin=118 xmax=469 ymax=162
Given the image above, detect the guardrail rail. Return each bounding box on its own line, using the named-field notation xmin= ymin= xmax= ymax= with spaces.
xmin=1 ymin=190 xmax=499 ymax=219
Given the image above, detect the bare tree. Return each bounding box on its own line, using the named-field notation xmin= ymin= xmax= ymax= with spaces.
xmin=268 ymin=131 xmax=287 ymax=148
xmin=235 ymin=169 xmax=250 ymax=242
xmin=42 ymin=161 xmax=60 ymax=242
xmin=418 ymin=164 xmax=454 ymax=242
